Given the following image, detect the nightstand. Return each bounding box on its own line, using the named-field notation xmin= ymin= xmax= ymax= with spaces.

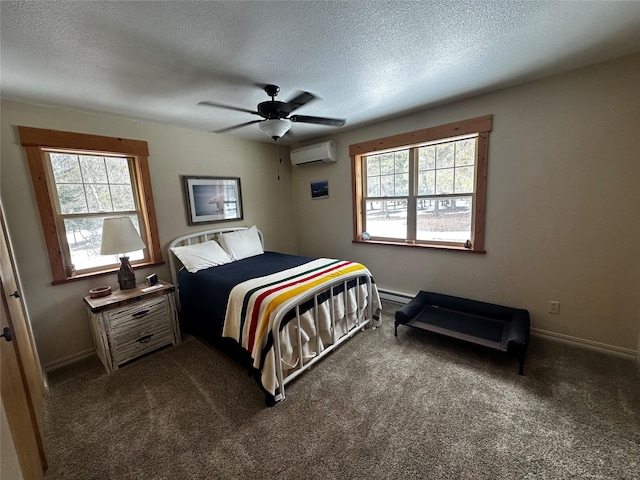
xmin=84 ymin=280 xmax=181 ymax=373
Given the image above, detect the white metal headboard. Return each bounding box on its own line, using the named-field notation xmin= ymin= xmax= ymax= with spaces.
xmin=167 ymin=226 xmax=264 ymax=301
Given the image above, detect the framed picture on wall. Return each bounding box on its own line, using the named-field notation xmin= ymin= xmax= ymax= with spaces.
xmin=311 ymin=180 xmax=329 ymax=200
xmin=183 ymin=175 xmax=243 ymax=225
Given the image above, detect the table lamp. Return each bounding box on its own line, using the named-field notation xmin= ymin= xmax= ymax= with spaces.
xmin=100 ymin=217 xmax=146 ymax=290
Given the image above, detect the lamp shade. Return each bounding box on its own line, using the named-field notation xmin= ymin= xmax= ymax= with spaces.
xmin=100 ymin=217 xmax=146 ymax=256
xmin=259 ymin=119 xmax=291 ymax=141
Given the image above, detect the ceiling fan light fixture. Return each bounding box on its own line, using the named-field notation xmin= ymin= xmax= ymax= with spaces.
xmin=259 ymin=118 xmax=291 ymax=141
xmin=201 ymin=85 xmax=344 ymax=138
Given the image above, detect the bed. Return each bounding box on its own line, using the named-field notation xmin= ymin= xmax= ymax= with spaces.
xmin=168 ymin=226 xmax=381 ymax=404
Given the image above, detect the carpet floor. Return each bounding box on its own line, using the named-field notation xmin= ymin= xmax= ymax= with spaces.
xmin=43 ymin=301 xmax=640 ymax=479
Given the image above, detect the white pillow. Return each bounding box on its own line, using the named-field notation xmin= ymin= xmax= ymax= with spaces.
xmin=170 ymin=240 xmax=231 ymax=273
xmin=218 ymin=226 xmax=264 ymax=261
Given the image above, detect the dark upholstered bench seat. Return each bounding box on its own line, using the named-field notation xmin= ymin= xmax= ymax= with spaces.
xmin=395 ymin=291 xmax=530 ymax=374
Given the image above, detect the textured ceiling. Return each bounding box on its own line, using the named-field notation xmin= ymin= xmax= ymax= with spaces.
xmin=1 ymin=1 xmax=639 ymax=145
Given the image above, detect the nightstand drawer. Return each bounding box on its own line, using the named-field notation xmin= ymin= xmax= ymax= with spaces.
xmin=114 ymin=322 xmax=174 ymax=366
xmin=108 ymin=296 xmax=174 ymax=366
xmin=108 ymin=296 xmax=168 ymax=331
xmin=110 ymin=306 xmax=171 ymax=345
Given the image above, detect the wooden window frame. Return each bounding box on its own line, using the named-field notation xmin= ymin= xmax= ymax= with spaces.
xmin=350 ymin=115 xmax=492 ymax=253
xmin=18 ymin=127 xmax=163 ymax=284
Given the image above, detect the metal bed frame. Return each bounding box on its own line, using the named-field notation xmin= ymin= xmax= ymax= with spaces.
xmin=168 ymin=227 xmax=377 ymax=403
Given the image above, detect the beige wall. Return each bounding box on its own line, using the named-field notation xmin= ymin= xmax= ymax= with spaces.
xmin=1 ymin=54 xmax=638 ymax=367
xmin=0 ymin=101 xmax=297 ymax=366
xmin=291 ymin=54 xmax=640 ymax=353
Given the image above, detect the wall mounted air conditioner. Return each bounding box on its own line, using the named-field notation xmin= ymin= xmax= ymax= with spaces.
xmin=290 ymin=141 xmax=337 ymax=166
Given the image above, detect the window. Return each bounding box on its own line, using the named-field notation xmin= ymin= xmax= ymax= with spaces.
xmin=19 ymin=127 xmax=163 ymax=284
xmin=351 ymin=115 xmax=492 ymax=252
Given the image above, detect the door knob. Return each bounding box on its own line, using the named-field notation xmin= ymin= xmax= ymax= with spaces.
xmin=0 ymin=327 xmax=13 ymax=342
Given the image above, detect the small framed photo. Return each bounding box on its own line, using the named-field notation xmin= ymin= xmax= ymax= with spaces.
xmin=183 ymin=176 xmax=243 ymax=225
xmin=311 ymin=180 xmax=329 ymax=200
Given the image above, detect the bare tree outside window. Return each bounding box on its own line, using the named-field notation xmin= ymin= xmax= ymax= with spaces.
xmin=363 ymin=137 xmax=477 ymax=245
xmin=352 ymin=115 xmax=491 ymax=251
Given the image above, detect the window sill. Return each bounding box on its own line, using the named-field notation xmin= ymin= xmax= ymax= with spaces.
xmin=51 ymin=260 xmax=165 ymax=286
xmin=352 ymin=239 xmax=485 ymax=253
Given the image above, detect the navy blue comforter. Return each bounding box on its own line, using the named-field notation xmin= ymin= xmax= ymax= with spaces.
xmin=178 ymin=251 xmax=315 ymax=339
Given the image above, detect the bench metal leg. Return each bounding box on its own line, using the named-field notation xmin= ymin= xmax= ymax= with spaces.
xmin=518 ymin=354 xmax=525 ymax=376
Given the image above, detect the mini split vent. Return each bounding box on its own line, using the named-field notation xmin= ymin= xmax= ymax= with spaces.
xmin=290 ymin=141 xmax=337 ymax=166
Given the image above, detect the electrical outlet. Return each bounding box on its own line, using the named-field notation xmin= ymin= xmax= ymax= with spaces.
xmin=548 ymin=301 xmax=560 ymax=314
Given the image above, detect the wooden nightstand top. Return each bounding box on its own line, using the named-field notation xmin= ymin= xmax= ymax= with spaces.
xmin=83 ymin=280 xmax=175 ymax=313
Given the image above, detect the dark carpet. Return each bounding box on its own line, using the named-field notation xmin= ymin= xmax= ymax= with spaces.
xmin=43 ymin=301 xmax=640 ymax=479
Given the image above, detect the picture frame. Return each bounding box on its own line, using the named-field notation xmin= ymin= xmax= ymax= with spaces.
xmin=183 ymin=175 xmax=243 ymax=225
xmin=311 ymin=180 xmax=329 ymax=200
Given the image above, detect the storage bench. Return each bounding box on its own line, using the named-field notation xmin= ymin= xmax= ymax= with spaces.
xmin=394 ymin=291 xmax=530 ymax=374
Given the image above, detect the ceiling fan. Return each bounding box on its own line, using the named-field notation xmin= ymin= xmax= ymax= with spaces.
xmin=199 ymin=84 xmax=346 ymax=141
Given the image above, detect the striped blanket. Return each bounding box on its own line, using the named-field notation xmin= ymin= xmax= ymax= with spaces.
xmin=222 ymin=258 xmax=381 ymax=395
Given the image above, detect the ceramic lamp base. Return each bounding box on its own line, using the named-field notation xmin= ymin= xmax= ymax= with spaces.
xmin=117 ymin=257 xmax=136 ymax=290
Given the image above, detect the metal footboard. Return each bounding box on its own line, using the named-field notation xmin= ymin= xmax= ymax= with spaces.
xmin=271 ymin=271 xmax=375 ymax=402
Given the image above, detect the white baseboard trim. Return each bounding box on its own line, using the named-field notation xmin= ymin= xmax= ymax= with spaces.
xmin=44 ymin=348 xmax=96 ymax=373
xmin=531 ymin=328 xmax=637 ymax=360
xmin=43 ymin=296 xmax=638 ymax=369
xmin=378 ymin=288 xmax=415 ymax=304
xmin=378 ymin=287 xmax=638 ymax=362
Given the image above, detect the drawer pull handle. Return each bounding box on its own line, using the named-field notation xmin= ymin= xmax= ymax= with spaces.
xmin=132 ymin=310 xmax=150 ymax=319
xmin=136 ymin=334 xmax=153 ymax=344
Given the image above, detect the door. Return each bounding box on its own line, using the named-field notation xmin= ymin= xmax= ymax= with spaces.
xmin=0 ymin=202 xmax=46 ymax=479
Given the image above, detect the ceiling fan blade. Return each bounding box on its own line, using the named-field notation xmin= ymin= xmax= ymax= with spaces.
xmin=289 ymin=115 xmax=346 ymax=127
xmin=214 ymin=120 xmax=262 ymax=134
xmin=199 ymin=101 xmax=259 ymax=116
xmin=283 ymin=91 xmax=316 ymax=113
